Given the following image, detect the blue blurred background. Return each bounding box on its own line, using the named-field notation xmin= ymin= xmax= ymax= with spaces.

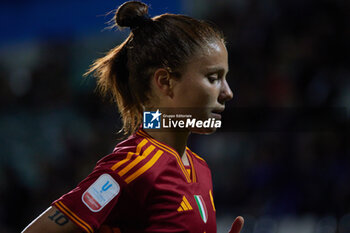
xmin=0 ymin=0 xmax=349 ymax=232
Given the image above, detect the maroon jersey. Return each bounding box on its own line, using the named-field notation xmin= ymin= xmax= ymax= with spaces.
xmin=52 ymin=129 xmax=216 ymax=233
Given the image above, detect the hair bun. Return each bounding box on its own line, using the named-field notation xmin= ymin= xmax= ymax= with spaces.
xmin=115 ymin=1 xmax=150 ymax=29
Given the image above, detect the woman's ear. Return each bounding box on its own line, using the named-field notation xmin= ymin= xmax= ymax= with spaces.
xmin=153 ymin=68 xmax=174 ymax=98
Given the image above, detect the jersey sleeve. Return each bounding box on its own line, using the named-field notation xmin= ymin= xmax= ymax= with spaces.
xmin=51 ymin=137 xmax=165 ymax=233
xmin=52 ymin=158 xmax=127 ymax=233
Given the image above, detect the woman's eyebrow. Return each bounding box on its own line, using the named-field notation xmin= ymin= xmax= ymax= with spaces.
xmin=205 ymin=66 xmax=229 ymax=75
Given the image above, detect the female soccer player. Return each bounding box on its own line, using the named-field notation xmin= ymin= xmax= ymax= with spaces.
xmin=22 ymin=1 xmax=244 ymax=233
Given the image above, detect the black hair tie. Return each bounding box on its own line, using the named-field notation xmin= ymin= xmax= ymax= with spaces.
xmin=129 ymin=14 xmax=152 ymax=30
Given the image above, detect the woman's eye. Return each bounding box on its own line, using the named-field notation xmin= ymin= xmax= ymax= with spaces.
xmin=207 ymin=74 xmax=219 ymax=83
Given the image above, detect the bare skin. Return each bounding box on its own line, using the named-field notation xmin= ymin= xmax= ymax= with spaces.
xmin=22 ymin=206 xmax=81 ymax=233
xmin=229 ymin=217 xmax=245 ymax=233
xmin=145 ymin=40 xmax=233 ymax=164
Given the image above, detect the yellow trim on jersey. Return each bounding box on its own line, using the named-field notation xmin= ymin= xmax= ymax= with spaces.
xmin=111 ymin=139 xmax=148 ymax=171
xmin=186 ymin=150 xmax=196 ymax=182
xmin=137 ymin=130 xmax=191 ymax=183
xmin=125 ymin=150 xmax=163 ymax=183
xmin=55 ymin=201 xmax=93 ymax=233
xmin=118 ymin=145 xmax=155 ymax=176
xmin=209 ymin=190 xmax=216 ymax=212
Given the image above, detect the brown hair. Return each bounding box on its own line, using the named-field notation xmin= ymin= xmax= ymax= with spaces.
xmin=86 ymin=1 xmax=224 ymax=135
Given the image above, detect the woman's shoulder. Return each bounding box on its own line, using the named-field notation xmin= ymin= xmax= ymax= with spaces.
xmin=94 ymin=134 xmax=169 ymax=185
xmin=113 ymin=133 xmax=144 ymax=153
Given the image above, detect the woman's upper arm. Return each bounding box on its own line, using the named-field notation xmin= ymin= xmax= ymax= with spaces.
xmin=22 ymin=206 xmax=83 ymax=233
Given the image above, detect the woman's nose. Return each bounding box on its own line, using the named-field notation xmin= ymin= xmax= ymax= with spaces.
xmin=219 ymin=79 xmax=233 ymax=103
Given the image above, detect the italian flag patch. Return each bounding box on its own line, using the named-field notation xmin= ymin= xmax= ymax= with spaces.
xmin=194 ymin=195 xmax=208 ymax=223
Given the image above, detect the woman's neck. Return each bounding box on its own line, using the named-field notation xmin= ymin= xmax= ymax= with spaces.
xmin=143 ymin=129 xmax=191 ymax=165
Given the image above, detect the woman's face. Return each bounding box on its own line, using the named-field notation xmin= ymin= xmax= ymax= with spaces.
xmin=170 ymin=40 xmax=233 ymax=133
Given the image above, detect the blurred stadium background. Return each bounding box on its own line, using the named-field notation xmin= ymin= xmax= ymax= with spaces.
xmin=0 ymin=0 xmax=349 ymax=232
